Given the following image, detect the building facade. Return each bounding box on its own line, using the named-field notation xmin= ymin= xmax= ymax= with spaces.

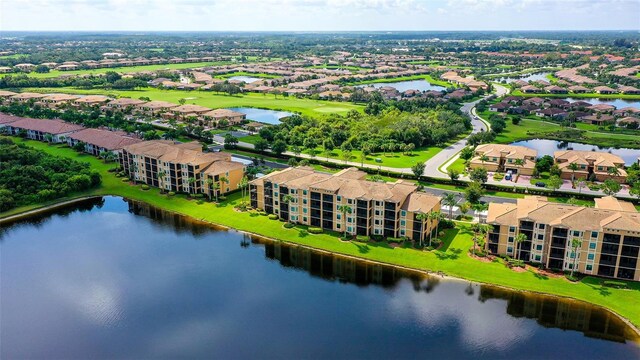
xmin=120 ymin=140 xmax=244 ymax=197
xmin=469 ymin=144 xmax=538 ymax=175
xmin=486 ymin=196 xmax=640 ymax=281
xmin=250 ymin=167 xmax=442 ymax=242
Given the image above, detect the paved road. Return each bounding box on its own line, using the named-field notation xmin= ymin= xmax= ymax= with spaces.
xmin=422 ymin=83 xmax=509 ymax=178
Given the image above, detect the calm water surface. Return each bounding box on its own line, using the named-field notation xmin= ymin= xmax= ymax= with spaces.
xmin=1 ymin=197 xmax=639 ymax=359
xmin=227 ymin=107 xmax=293 ymax=125
xmin=227 ymin=75 xmax=262 ymax=83
xmin=358 ymin=79 xmax=446 ymax=92
xmin=565 ymin=98 xmax=640 ymax=110
xmin=510 ymin=139 xmax=640 ymax=165
xmin=496 ymin=72 xmax=551 ymax=83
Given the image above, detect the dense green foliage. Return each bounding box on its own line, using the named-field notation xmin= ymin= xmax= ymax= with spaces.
xmin=0 ymin=137 xmax=101 ymax=211
xmin=258 ymin=108 xmax=470 ymax=153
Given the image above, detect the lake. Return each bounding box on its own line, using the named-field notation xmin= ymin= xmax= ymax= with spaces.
xmin=496 ymin=72 xmax=551 ymax=83
xmin=227 ymin=107 xmax=293 ymax=125
xmin=1 ymin=197 xmax=639 ymax=359
xmin=358 ymin=79 xmax=446 ymax=92
xmin=565 ymin=98 xmax=640 ymax=110
xmin=227 ymin=75 xmax=262 ymax=83
xmin=510 ymin=139 xmax=640 ymax=165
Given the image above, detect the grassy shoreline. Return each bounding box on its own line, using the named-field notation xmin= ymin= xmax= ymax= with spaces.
xmin=2 ymin=137 xmax=640 ymax=333
xmin=511 ymin=90 xmax=640 ymax=100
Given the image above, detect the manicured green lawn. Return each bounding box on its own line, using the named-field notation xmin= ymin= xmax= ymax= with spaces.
xmin=25 ymin=87 xmax=364 ymax=117
xmin=3 ymin=136 xmax=639 ymax=331
xmin=9 ymin=61 xmax=235 ymax=79
xmin=446 ymin=157 xmax=467 ymax=174
xmin=308 ymin=146 xmax=444 ymax=169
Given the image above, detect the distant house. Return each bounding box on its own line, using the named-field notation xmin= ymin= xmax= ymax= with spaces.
xmin=568 ymin=85 xmax=589 ymax=93
xmin=201 ymin=109 xmax=246 ymax=127
xmin=554 ymin=150 xmax=627 ymax=183
xmin=10 ymin=92 xmax=47 ymax=103
xmin=469 ymin=143 xmax=537 ymax=175
xmin=520 ymin=85 xmax=541 ymax=93
xmin=593 ymin=86 xmax=617 ymax=94
xmin=588 ymin=103 xmax=616 ymax=113
xmin=544 ymin=85 xmax=568 ymax=94
xmin=617 ymin=85 xmax=640 ymax=95
xmin=104 ymin=98 xmax=147 ymax=111
xmin=581 ymin=114 xmax=615 ymax=125
xmin=535 ymin=108 xmax=566 ymax=119
xmin=489 ymin=102 xmax=510 ymax=112
xmin=74 ymin=95 xmax=111 ymax=108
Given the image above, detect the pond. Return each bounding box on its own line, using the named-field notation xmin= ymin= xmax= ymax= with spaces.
xmin=227 ymin=107 xmax=293 ymax=125
xmin=565 ymin=98 xmax=640 ymax=110
xmin=227 ymin=75 xmax=262 ymax=83
xmin=496 ymin=72 xmax=551 ymax=83
xmin=1 ymin=197 xmax=639 ymax=359
xmin=357 ymin=79 xmax=446 ymax=92
xmin=510 ymin=139 xmax=640 ymax=165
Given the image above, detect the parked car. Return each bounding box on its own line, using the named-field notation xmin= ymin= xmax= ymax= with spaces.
xmin=535 ymin=181 xmax=546 ymax=187
xmin=505 ymin=170 xmax=513 ymax=181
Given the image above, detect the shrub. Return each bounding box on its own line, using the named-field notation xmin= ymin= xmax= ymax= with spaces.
xmin=603 ymin=280 xmax=628 ymax=289
xmin=387 ymin=237 xmax=403 ymax=244
xmin=283 ymin=222 xmax=295 ymax=228
xmin=308 ymin=227 xmax=323 ymax=234
xmin=268 ymin=214 xmax=279 ymax=220
xmin=258 ymin=211 xmax=267 ymax=216
xmin=167 ymin=191 xmax=176 ymax=197
xmin=108 ymin=168 xmax=117 ymax=173
xmin=141 ymin=184 xmax=150 ymax=190
xmin=121 ymin=178 xmax=130 ymax=182
xmin=193 ymin=193 xmax=204 ymax=199
xmin=219 ymin=195 xmax=227 ymax=201
xmin=493 ymin=173 xmax=504 ymax=181
xmin=356 ymin=235 xmax=369 ymax=242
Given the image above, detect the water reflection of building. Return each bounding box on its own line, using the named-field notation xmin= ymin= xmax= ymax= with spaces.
xmin=127 ymin=200 xmax=218 ymax=236
xmin=480 ymin=286 xmax=634 ymax=343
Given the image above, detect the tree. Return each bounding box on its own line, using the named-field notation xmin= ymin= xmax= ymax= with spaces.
xmin=535 ymin=155 xmax=554 ymax=173
xmin=469 ymin=167 xmax=488 ymax=184
xmin=448 ymin=168 xmax=460 ymax=181
xmin=282 ymin=194 xmax=295 ymax=224
xmin=428 ymin=211 xmax=443 ymax=246
xmin=187 ymin=177 xmax=197 ymax=194
xmin=415 ymin=212 xmax=428 ymax=247
xmin=607 ymin=167 xmax=621 ymax=178
xmin=459 ymin=202 xmax=471 ymax=218
xmin=73 ymin=141 xmax=86 ymax=152
xmin=470 ymin=223 xmax=492 ymax=256
xmin=341 ymin=150 xmax=352 ymax=164
xmin=105 ymin=71 xmax=122 ymax=83
xmin=630 ymin=182 xmax=640 ymax=201
xmin=35 ymin=65 xmax=50 ymax=73
xmin=254 ymin=138 xmax=269 ymax=153
xmin=212 ymin=182 xmax=221 ymax=202
xmin=271 ymin=140 xmax=287 ymax=156
xmin=460 ymin=146 xmax=475 ymax=161
xmin=568 ymin=162 xmax=579 ymax=183
xmin=570 ymin=237 xmax=582 ymax=278
xmin=442 ymin=193 xmax=458 ymax=220
xmin=337 ymin=204 xmax=352 ymax=239
xmin=601 ymin=179 xmax=621 ymax=196
xmin=157 ymin=170 xmax=167 ymax=193
xmin=513 ymin=158 xmax=524 ymax=177
xmin=465 ymin=181 xmax=484 ymax=204
xmin=576 ymin=177 xmax=586 ymax=194
xmin=514 ymin=233 xmax=527 ymax=260
xmin=546 ymin=175 xmax=563 ymax=192
xmin=479 ymin=154 xmax=489 ymax=167
xmin=239 ymin=176 xmax=249 ymax=202
xmin=224 ymin=133 xmax=238 ymax=149
xmin=411 ymin=162 xmax=426 ymax=179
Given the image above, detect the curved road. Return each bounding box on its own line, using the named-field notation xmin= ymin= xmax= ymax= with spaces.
xmin=422 ymin=83 xmax=509 ymax=178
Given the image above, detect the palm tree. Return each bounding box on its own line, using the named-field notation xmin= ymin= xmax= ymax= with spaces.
xmin=282 ymin=194 xmax=295 ymax=224
xmin=570 ymin=237 xmax=582 ymax=278
xmin=129 ymin=163 xmax=137 ymax=181
xmin=337 ymin=204 xmax=352 ymax=239
xmin=514 ymin=233 xmax=528 ymax=260
xmin=576 ymin=177 xmax=586 ymax=194
xmin=607 ymin=167 xmax=621 ymax=178
xmin=415 ymin=212 xmax=428 ymax=247
xmin=187 ymin=177 xmax=197 ymax=195
xmin=212 ymin=182 xmax=221 ymax=202
xmin=239 ymin=176 xmax=249 ymax=202
xmin=513 ymin=158 xmax=524 ymax=177
xmin=442 ymin=193 xmax=457 ymax=220
xmin=428 ymin=211 xmax=442 ymax=246
xmin=205 ymin=177 xmax=214 ymax=200
xmin=220 ymin=176 xmax=229 ymax=193
xmin=568 ymin=162 xmax=579 ymax=183
xmin=479 ymin=154 xmax=489 ymax=167
xmin=157 ymin=170 xmax=167 ymax=193
xmin=470 ymin=223 xmax=481 ymax=256
xmin=99 ymin=150 xmax=108 ymax=162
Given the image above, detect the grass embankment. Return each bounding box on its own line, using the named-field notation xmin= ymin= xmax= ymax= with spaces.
xmin=3 ymin=138 xmax=639 ymax=331
xmin=7 ymin=62 xmax=235 ymax=79
xmin=25 ymin=87 xmax=363 ymax=117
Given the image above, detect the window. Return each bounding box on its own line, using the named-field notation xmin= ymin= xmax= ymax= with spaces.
xmin=509 ymin=226 xmax=516 ymax=233
xmin=536 ymin=245 xmax=543 ymax=251
xmin=347 ymin=226 xmax=352 ymax=232
xmin=535 ymin=255 xmax=541 ymax=261
xmin=589 ymin=242 xmax=596 ymax=249
xmin=538 ymin=223 xmax=545 ymax=229
xmin=401 ymin=210 xmax=406 ymax=217
xmin=573 ymin=230 xmax=581 ymax=237
xmin=275 ymin=201 xmax=279 ymax=205
xmin=537 ymin=234 xmax=544 ymax=240
xmin=303 ymin=190 xmax=307 ymax=195
xmin=337 ymin=224 xmax=341 ymax=229
xmin=274 ymin=184 xmax=279 ymax=189
xmin=303 ymin=208 xmax=307 ymax=214
xmin=348 ymin=199 xmax=353 ymax=204
xmin=588 ymin=253 xmax=595 ymax=260
xmin=303 ymin=217 xmax=307 ymax=222
xmin=400 ymin=230 xmax=405 ymax=236
xmin=303 ymin=199 xmax=308 ymax=205
xmin=291 ymin=206 xmax=297 ymax=212
xmin=375 ymin=210 xmax=381 ymax=216
xmin=375 ymin=201 xmax=381 ymax=206
xmin=586 ymin=265 xmax=593 ymax=271
xmin=274 ymin=192 xmax=279 ymax=197
xmin=507 ymin=246 xmax=513 ymax=253
xmin=375 ymin=220 xmax=380 ymax=225
xmin=348 ymin=217 xmax=353 ymax=223
xmin=337 ymin=196 xmax=341 ymax=201
xmin=591 ymin=231 xmax=598 ymax=238
xmin=508 ymin=236 xmax=514 ymax=243
xmin=337 ymin=214 xmax=341 ymax=220
xmin=400 ymin=220 xmax=406 ymax=226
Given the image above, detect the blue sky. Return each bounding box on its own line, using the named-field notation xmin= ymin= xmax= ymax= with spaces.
xmin=1 ymin=0 xmax=638 ymax=31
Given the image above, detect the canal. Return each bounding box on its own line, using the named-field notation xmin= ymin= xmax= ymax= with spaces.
xmin=1 ymin=197 xmax=638 ymax=359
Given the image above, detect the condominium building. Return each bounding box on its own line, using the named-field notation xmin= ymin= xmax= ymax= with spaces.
xmin=120 ymin=140 xmax=244 ymax=197
xmin=486 ymin=195 xmax=640 ymax=281
xmin=249 ymin=167 xmax=442 ymax=241
xmin=469 ymin=144 xmax=537 ymax=175
xmin=554 ymin=150 xmax=627 ymax=183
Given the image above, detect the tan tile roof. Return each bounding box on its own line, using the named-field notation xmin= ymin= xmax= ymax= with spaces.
xmin=137 ymin=100 xmax=178 ymax=110
xmin=11 ymin=92 xmax=47 ymax=100
xmin=554 ymin=150 xmax=625 ymax=167
xmin=74 ymin=95 xmax=111 ymax=104
xmin=123 ymin=140 xmax=234 ymax=167
xmin=172 ymin=104 xmax=211 ymax=114
xmin=202 ymin=108 xmax=245 ymax=119
xmin=475 ymin=143 xmax=538 ymax=159
xmin=0 ymin=113 xmax=24 ymax=125
xmin=108 ymin=98 xmax=147 ymax=106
